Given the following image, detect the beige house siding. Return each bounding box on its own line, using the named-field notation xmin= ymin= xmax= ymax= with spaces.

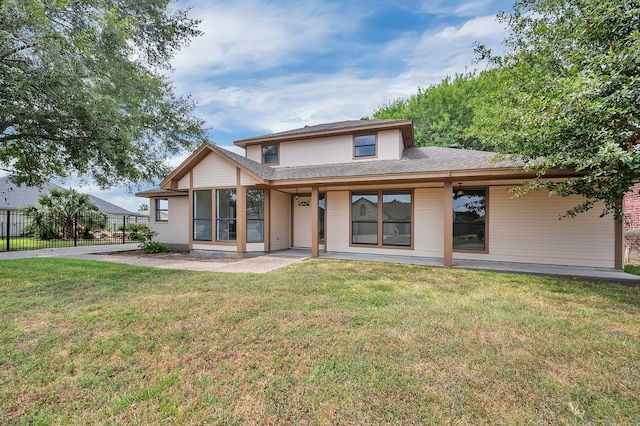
xmin=413 ymin=187 xmax=444 ymax=258
xmin=192 ymin=243 xmax=237 ymax=252
xmin=240 ymin=170 xmax=260 ymax=186
xmin=178 ymin=173 xmax=190 ymax=190
xmin=454 ymin=186 xmax=615 ymax=268
xmin=326 ymin=191 xmax=350 ymax=252
xmin=246 ymin=145 xmax=261 ymax=163
xmin=153 ymin=196 xmax=189 ymax=245
xmin=246 ymin=242 xmax=265 ymax=252
xmin=192 ymin=153 xmax=236 ymax=188
xmin=270 ymin=190 xmax=290 ymax=250
xmin=327 ymin=188 xmax=444 ymax=257
xmin=376 ymin=129 xmax=403 ymax=161
xmin=280 ymin=135 xmax=353 ymax=166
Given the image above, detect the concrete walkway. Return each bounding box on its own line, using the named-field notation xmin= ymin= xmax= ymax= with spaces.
xmin=0 ymin=245 xmax=639 ymax=282
xmin=320 ymin=251 xmax=640 ymax=284
xmin=0 ymin=244 xmax=309 ymax=273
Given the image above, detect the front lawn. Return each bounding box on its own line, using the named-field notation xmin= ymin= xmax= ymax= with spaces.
xmin=0 ymin=258 xmax=638 ymax=424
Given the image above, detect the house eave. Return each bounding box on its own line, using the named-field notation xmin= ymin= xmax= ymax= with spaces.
xmin=234 ymin=120 xmax=414 ymax=148
xmin=264 ymin=167 xmax=582 ymax=188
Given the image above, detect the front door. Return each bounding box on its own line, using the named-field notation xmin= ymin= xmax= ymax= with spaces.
xmin=293 ymin=197 xmax=312 ymax=247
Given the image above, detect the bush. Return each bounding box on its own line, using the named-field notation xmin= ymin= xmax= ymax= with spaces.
xmin=123 ymin=224 xmax=169 ymax=253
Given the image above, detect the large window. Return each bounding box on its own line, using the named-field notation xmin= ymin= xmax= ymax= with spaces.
xmin=216 ymin=189 xmax=237 ymax=242
xmin=246 ymin=189 xmax=264 ymax=243
xmin=382 ymin=191 xmax=412 ymax=246
xmin=352 ymin=192 xmax=378 ymax=244
xmin=453 ymin=188 xmax=486 ymax=251
xmin=262 ymin=144 xmax=279 ymax=164
xmin=352 ymin=190 xmax=412 ymax=247
xmin=193 ymin=190 xmax=212 ymax=241
xmin=354 ymin=134 xmax=376 ymax=158
xmin=155 ymin=198 xmax=168 ymax=222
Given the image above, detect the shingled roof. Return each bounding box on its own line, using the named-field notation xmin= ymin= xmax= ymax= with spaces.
xmin=0 ymin=176 xmax=133 ymax=214
xmin=234 ymin=119 xmax=414 ymax=147
xmin=212 ymin=145 xmax=523 ymax=182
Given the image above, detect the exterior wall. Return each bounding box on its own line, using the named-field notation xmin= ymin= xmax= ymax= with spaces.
xmin=376 ymin=129 xmax=403 ymax=161
xmin=178 ymin=173 xmax=190 ymax=190
xmin=246 ymin=145 xmax=261 ymax=163
xmin=240 ymin=170 xmax=260 ymax=186
xmin=455 ymin=186 xmax=615 ymax=268
xmin=270 ymin=190 xmax=290 ymax=250
xmin=192 ymin=153 xmax=236 ymax=188
xmin=326 ymin=185 xmax=615 ymax=268
xmin=246 ymin=129 xmax=404 ymax=168
xmin=280 ymin=135 xmax=353 ymax=166
xmin=152 ymin=196 xmax=189 ymax=246
xmin=624 ymin=183 xmax=640 ymax=231
xmin=326 ymin=188 xmax=443 ymax=257
xmin=192 ymin=243 xmax=236 ymax=252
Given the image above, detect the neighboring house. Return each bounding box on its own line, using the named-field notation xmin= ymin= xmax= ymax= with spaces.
xmin=137 ymin=119 xmax=622 ymax=270
xmin=0 ymin=176 xmax=138 ymax=236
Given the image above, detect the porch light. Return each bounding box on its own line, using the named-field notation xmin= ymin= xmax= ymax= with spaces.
xmin=456 ymin=183 xmax=465 ymax=197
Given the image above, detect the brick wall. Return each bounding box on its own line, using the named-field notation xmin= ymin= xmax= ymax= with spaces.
xmin=624 ymin=183 xmax=640 ymax=231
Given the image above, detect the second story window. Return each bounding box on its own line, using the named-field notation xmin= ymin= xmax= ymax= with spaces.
xmin=262 ymin=144 xmax=279 ymax=164
xmin=354 ymin=134 xmax=376 ymax=158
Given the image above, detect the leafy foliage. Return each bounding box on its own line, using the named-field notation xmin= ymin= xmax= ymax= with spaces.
xmin=371 ymin=72 xmax=498 ymax=150
xmin=25 ymin=188 xmax=106 ymax=239
xmin=0 ymin=0 xmax=206 ymax=187
xmin=473 ymin=0 xmax=640 ymax=217
xmin=122 ymin=222 xmax=168 ymax=253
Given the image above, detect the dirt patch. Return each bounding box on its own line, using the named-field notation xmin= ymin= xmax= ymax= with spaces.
xmin=106 ymin=250 xmax=243 ymax=263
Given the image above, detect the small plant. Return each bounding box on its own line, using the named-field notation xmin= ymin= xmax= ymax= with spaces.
xmin=123 ymin=223 xmax=169 ymax=253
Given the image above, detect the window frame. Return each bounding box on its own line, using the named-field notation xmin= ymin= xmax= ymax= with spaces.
xmin=192 ymin=190 xmax=213 ymax=241
xmin=246 ymin=189 xmax=264 ymax=243
xmin=261 ymin=144 xmax=279 ymax=165
xmin=350 ymin=190 xmax=413 ymax=249
xmin=452 ymin=187 xmax=488 ymax=253
xmin=216 ymin=188 xmax=237 ymax=243
xmin=155 ymin=198 xmax=169 ymax=222
xmin=353 ymin=134 xmax=377 ymax=159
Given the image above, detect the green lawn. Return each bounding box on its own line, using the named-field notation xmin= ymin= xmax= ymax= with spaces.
xmin=1 ymin=258 xmax=639 ymax=424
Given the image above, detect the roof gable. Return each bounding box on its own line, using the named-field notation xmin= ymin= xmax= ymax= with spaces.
xmin=159 ymin=142 xmax=270 ymax=190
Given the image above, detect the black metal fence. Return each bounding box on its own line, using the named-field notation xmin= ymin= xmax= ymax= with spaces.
xmin=0 ymin=210 xmax=150 ymax=252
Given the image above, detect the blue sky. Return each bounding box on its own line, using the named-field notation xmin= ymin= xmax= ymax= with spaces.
xmin=80 ymin=0 xmax=515 ymax=211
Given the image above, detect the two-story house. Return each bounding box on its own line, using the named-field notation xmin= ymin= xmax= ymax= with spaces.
xmin=137 ymin=119 xmax=622 ymax=270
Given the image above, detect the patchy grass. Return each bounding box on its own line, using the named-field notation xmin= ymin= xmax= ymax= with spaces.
xmin=625 ymin=264 xmax=640 ymax=276
xmin=0 ymin=258 xmax=639 ymax=424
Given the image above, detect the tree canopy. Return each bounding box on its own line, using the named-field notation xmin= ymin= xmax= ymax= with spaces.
xmin=0 ymin=0 xmax=206 ymax=188
xmin=473 ymin=0 xmax=640 ymax=217
xmin=371 ymin=72 xmax=499 ymax=151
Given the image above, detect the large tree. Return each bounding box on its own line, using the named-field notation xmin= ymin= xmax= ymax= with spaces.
xmin=0 ymin=0 xmax=205 ymax=187
xmin=473 ymin=0 xmax=640 ymax=217
xmin=371 ymin=72 xmax=499 ymax=151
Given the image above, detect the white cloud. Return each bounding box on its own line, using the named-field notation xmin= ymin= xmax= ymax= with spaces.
xmin=172 ymin=0 xmax=353 ymax=78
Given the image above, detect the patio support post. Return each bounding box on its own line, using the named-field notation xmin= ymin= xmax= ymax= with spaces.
xmin=311 ymin=186 xmax=319 ymax=258
xmin=443 ymin=180 xmax=453 ymax=267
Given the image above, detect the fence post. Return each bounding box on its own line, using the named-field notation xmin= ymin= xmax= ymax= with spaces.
xmin=6 ymin=210 xmax=10 ymax=252
xmin=73 ymin=213 xmax=78 ymax=247
xmin=122 ymin=216 xmax=126 ymax=244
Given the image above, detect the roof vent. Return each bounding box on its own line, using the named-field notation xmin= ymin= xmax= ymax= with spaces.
xmin=448 ymin=143 xmax=460 ymax=149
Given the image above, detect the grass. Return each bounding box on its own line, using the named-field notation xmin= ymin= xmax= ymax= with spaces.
xmin=625 ymin=264 xmax=640 ymax=275
xmin=0 ymin=237 xmax=137 ymax=252
xmin=0 ymin=258 xmax=639 ymax=424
